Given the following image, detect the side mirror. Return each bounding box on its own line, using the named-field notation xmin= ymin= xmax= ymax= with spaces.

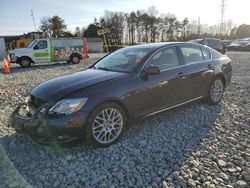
xmin=144 ymin=65 xmax=160 ymax=75
xmin=140 ymin=65 xmax=160 ymax=80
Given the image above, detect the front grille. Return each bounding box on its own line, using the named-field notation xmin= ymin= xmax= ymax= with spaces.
xmin=30 ymin=95 xmax=46 ymax=108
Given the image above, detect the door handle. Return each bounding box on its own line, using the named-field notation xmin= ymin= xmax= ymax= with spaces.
xmin=177 ymin=72 xmax=185 ymax=78
xmin=207 ymin=64 xmax=213 ymax=69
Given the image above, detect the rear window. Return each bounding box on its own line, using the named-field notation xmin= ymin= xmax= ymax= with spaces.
xmin=180 ymin=46 xmax=204 ymax=64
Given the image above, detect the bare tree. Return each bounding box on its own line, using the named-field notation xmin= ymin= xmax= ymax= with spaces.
xmin=166 ymin=16 xmax=177 ymax=41
xmin=99 ymin=11 xmax=125 ymax=45
xmin=39 ymin=17 xmax=51 ymax=37
xmin=182 ymin=18 xmax=189 ymax=40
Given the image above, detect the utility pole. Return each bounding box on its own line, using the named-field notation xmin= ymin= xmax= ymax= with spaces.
xmin=220 ymin=0 xmax=226 ymax=35
xmin=31 ymin=10 xmax=37 ymax=31
xmin=197 ymin=17 xmax=201 ymax=36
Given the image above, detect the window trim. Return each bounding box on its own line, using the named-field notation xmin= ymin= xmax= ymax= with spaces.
xmin=200 ymin=47 xmax=212 ymax=62
xmin=138 ymin=44 xmax=213 ymax=78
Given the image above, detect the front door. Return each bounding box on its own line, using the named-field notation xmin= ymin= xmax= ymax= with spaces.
xmin=137 ymin=46 xmax=185 ymax=116
xmin=33 ymin=40 xmax=50 ymax=63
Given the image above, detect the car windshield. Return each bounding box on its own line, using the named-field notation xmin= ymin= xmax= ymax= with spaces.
xmin=94 ymin=47 xmax=152 ymax=73
xmin=28 ymin=40 xmax=37 ymax=48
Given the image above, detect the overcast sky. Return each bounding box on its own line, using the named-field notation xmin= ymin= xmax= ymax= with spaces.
xmin=0 ymin=0 xmax=250 ymax=35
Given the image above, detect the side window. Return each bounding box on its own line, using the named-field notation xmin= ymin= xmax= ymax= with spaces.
xmin=180 ymin=46 xmax=204 ymax=64
xmin=201 ymin=47 xmax=211 ymax=60
xmin=34 ymin=40 xmax=48 ymax=50
xmin=146 ymin=47 xmax=180 ymax=71
xmin=207 ymin=39 xmax=222 ymax=48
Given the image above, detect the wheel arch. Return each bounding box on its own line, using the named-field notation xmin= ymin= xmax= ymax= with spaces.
xmin=214 ymin=73 xmax=226 ymax=87
xmin=107 ymin=99 xmax=129 ymax=118
xmin=70 ymin=52 xmax=82 ymax=59
xmin=89 ymin=98 xmax=130 ymax=120
xmin=18 ymin=56 xmax=34 ymax=63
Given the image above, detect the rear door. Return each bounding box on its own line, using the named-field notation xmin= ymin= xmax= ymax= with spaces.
xmin=178 ymin=44 xmax=214 ymax=99
xmin=33 ymin=39 xmax=50 ymax=63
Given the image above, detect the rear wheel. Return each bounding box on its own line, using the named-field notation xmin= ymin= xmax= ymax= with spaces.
xmin=70 ymin=53 xmax=81 ymax=64
xmin=207 ymin=78 xmax=224 ymax=104
xmin=85 ymin=102 xmax=126 ymax=147
xmin=19 ymin=57 xmax=31 ymax=68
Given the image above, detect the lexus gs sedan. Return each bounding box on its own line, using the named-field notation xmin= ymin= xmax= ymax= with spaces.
xmin=9 ymin=42 xmax=232 ymax=147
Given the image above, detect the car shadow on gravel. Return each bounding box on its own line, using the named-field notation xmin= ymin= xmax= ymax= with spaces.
xmin=0 ymin=101 xmax=222 ymax=187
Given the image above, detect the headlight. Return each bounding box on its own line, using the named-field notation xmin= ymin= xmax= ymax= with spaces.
xmin=48 ymin=98 xmax=88 ymax=115
xmin=25 ymin=96 xmax=30 ymax=103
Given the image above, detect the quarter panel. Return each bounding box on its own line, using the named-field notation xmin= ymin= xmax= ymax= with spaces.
xmin=213 ymin=57 xmax=232 ymax=88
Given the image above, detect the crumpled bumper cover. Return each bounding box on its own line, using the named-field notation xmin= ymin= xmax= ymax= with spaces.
xmin=8 ymin=103 xmax=87 ymax=143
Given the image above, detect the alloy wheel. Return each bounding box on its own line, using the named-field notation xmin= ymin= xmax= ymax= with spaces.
xmin=92 ymin=108 xmax=123 ymax=144
xmin=210 ymin=79 xmax=224 ymax=103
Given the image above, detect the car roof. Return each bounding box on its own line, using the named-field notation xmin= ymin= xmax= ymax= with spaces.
xmin=190 ymin=38 xmax=222 ymax=41
xmin=127 ymin=42 xmax=201 ymax=50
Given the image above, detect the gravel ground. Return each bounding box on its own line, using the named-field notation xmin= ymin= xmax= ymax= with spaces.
xmin=0 ymin=52 xmax=249 ymax=188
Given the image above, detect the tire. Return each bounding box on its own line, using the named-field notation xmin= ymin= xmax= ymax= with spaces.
xmin=70 ymin=53 xmax=81 ymax=64
xmin=207 ymin=77 xmax=224 ymax=105
xmin=85 ymin=102 xmax=126 ymax=147
xmin=19 ymin=57 xmax=31 ymax=68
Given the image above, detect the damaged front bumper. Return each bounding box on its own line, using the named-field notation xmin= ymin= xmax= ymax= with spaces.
xmin=8 ymin=103 xmax=88 ymax=143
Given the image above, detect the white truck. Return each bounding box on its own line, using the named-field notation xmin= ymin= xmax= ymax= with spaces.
xmin=9 ymin=38 xmax=85 ymax=68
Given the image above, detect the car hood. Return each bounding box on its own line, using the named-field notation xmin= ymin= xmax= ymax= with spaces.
xmin=31 ymin=69 xmax=127 ymax=101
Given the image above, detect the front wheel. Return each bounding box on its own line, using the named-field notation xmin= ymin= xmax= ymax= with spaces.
xmin=86 ymin=102 xmax=126 ymax=147
xmin=19 ymin=57 xmax=31 ymax=68
xmin=207 ymin=78 xmax=224 ymax=104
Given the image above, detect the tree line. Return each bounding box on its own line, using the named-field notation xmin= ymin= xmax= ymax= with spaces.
xmin=39 ymin=6 xmax=250 ymax=45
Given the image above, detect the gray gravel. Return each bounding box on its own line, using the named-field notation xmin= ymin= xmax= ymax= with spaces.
xmin=0 ymin=52 xmax=249 ymax=188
